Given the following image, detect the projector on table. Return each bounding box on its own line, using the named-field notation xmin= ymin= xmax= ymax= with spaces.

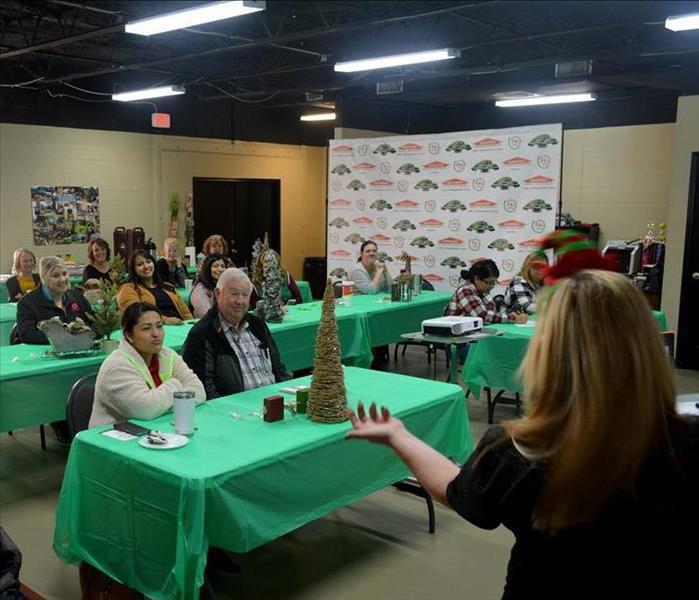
xmin=421 ymin=316 xmax=483 ymax=336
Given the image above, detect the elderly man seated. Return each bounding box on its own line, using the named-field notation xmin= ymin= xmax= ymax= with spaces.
xmin=183 ymin=267 xmax=290 ymax=398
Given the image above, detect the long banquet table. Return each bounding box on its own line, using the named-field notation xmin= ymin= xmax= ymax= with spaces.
xmin=0 ymin=292 xmax=451 ymax=432
xmin=53 ymin=367 xmax=473 ymax=599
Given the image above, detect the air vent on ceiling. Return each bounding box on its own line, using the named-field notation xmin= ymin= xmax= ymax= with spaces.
xmin=555 ymin=60 xmax=593 ymax=78
xmin=492 ymin=91 xmax=539 ymax=100
xmin=376 ymin=81 xmax=404 ymax=95
xmin=305 ymin=91 xmax=324 ymax=102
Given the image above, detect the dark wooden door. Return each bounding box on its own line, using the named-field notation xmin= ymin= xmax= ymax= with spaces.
xmin=192 ymin=178 xmax=280 ymax=270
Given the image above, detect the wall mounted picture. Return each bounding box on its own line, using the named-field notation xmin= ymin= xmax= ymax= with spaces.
xmin=31 ymin=185 xmax=100 ymax=245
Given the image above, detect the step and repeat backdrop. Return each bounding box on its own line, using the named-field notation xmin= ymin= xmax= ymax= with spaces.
xmin=327 ymin=124 xmax=561 ymax=293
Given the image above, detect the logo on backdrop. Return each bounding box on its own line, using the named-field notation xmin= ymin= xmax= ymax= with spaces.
xmin=424 ymin=160 xmax=448 ymax=170
xmin=371 ymin=233 xmax=391 ymax=243
xmin=397 ymin=181 xmax=409 ymax=192
xmin=503 ymin=156 xmax=531 ymax=168
xmin=377 ymin=217 xmax=388 ymax=229
xmin=531 ymin=219 xmax=547 ymax=233
xmin=503 ymin=199 xmax=518 ymax=213
xmin=424 ymin=199 xmax=437 ymax=212
xmin=453 ymin=160 xmax=466 ymax=172
xmin=472 ymin=177 xmax=485 ymax=191
xmin=424 ymin=254 xmax=436 ymax=267
xmin=449 ymin=275 xmax=461 ymax=288
xmin=369 ymin=199 xmax=392 ymax=210
xmin=331 ymin=180 xmax=341 ymax=192
xmin=332 ymin=144 xmax=354 ymax=154
xmin=441 ymin=200 xmax=467 ymax=213
xmin=353 ymin=162 xmax=376 ymax=170
xmin=398 ymin=142 xmax=423 ymax=154
xmin=519 ymin=238 xmax=541 ymax=248
xmin=419 ymin=218 xmax=444 ymax=229
xmin=537 ymin=154 xmax=552 ymax=169
xmin=330 ymin=198 xmax=352 ymax=208
xmin=449 ymin=218 xmax=461 ymax=231
xmin=498 ymin=219 xmax=526 ymax=230
xmin=357 ymin=144 xmax=369 ymax=156
xmin=380 ymin=162 xmax=392 ymax=174
xmin=394 ymin=236 xmax=405 ymax=248
xmin=329 ymin=232 xmax=340 ymax=244
xmin=502 ymin=258 xmax=515 ymax=272
xmin=356 ymin=199 xmax=366 ymax=211
xmin=468 ymin=238 xmax=482 ymax=251
xmin=428 ymin=142 xmax=440 ymax=154
xmin=353 ymin=216 xmax=373 ymax=226
xmin=508 ymin=136 xmax=522 ymax=150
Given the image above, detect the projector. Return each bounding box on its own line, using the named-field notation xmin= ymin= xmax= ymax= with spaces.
xmin=422 ymin=316 xmax=483 ymax=336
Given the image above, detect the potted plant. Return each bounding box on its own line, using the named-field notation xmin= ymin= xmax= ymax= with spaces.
xmin=87 ymin=254 xmax=126 ymax=353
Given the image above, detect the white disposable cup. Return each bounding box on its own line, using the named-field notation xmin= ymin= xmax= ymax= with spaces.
xmin=184 ymin=278 xmax=193 ymax=291
xmin=342 ymin=281 xmax=354 ymax=306
xmin=173 ymin=391 xmax=195 ymax=435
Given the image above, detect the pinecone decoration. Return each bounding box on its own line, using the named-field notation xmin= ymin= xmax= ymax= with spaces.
xmin=307 ymin=279 xmax=348 ymax=424
xmin=263 ymin=250 xmax=284 ymax=323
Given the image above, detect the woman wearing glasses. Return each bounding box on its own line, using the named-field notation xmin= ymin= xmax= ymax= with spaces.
xmin=446 ymin=259 xmax=528 ymax=324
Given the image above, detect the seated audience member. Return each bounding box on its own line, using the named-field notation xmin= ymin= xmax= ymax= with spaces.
xmin=15 ymin=256 xmax=93 ymax=345
xmin=89 ymin=302 xmax=204 ymax=427
xmin=190 ymin=253 xmax=232 ymax=318
xmin=117 ymin=250 xmax=192 ymax=324
xmin=6 ymin=248 xmax=40 ymax=302
xmin=504 ymin=251 xmax=548 ymax=315
xmin=347 ymin=269 xmax=698 ymax=599
xmin=155 ymin=237 xmax=187 ymax=288
xmin=250 ymin=249 xmax=303 ymax=308
xmin=82 ymin=238 xmax=113 ymax=284
xmin=351 ymin=241 xmax=393 ymax=294
xmin=183 ymin=268 xmax=290 ymax=399
xmin=446 ymin=259 xmax=527 ymax=324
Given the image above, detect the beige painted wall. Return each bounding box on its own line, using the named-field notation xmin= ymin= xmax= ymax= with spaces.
xmin=662 ymin=95 xmax=699 ymax=332
xmin=0 ymin=124 xmax=327 ymax=278
xmin=561 ymin=123 xmax=675 ymax=247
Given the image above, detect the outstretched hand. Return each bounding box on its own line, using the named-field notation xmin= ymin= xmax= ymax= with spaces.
xmin=346 ymin=402 xmax=406 ymax=446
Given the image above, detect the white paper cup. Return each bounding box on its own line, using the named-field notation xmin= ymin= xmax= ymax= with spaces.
xmin=184 ymin=278 xmax=193 ymax=291
xmin=342 ymin=281 xmax=354 ymax=306
xmin=173 ymin=391 xmax=195 ymax=435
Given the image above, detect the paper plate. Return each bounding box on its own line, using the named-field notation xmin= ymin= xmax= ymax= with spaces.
xmin=138 ymin=432 xmax=189 ymax=450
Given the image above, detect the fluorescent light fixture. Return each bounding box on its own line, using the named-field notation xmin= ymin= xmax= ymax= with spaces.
xmin=113 ymin=85 xmax=185 ymax=102
xmin=125 ymin=1 xmax=266 ymax=36
xmin=665 ymin=13 xmax=699 ymax=31
xmin=495 ymin=93 xmax=596 ymax=107
xmin=300 ymin=112 xmax=336 ymax=122
xmin=335 ymin=48 xmax=460 ymax=73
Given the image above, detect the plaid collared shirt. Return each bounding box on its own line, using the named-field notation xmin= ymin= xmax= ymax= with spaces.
xmin=504 ymin=276 xmax=537 ymax=315
xmin=220 ymin=317 xmax=275 ymax=391
xmin=445 ymin=281 xmax=509 ymax=323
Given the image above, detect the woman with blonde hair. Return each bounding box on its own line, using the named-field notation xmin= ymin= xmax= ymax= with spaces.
xmin=504 ymin=251 xmax=548 ymax=314
xmin=6 ymin=248 xmax=40 ymax=301
xmin=347 ymin=269 xmax=697 ymax=598
xmin=155 ymin=237 xmax=187 ymax=288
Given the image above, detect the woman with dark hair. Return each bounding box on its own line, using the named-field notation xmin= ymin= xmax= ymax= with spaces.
xmin=189 ymin=253 xmax=232 ymax=318
xmin=6 ymin=248 xmax=40 ymax=302
xmin=446 ymin=259 xmax=527 ymax=324
xmin=504 ymin=251 xmax=549 ymax=315
xmin=89 ymin=302 xmax=204 ymax=427
xmin=351 ymin=241 xmax=393 ymax=294
xmin=116 ymin=250 xmax=192 ymax=324
xmin=15 ymin=256 xmax=94 ymax=345
xmin=347 ymin=270 xmax=698 ymax=599
xmin=82 ymin=238 xmax=112 ymax=284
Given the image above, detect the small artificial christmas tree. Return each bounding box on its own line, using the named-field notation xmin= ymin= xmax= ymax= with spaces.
xmin=251 ymin=237 xmax=264 ymax=285
xmin=87 ymin=253 xmax=127 ymax=341
xmin=262 ymin=250 xmax=285 ymax=323
xmin=307 ymin=279 xmax=348 ymax=424
xmin=395 ymin=251 xmax=412 ymax=286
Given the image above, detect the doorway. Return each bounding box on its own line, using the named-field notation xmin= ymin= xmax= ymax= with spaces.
xmin=192 ymin=178 xmax=280 ymax=271
xmin=676 ymin=152 xmax=699 ymax=370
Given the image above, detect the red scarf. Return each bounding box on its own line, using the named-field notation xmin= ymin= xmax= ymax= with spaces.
xmin=148 ymin=355 xmax=162 ymax=388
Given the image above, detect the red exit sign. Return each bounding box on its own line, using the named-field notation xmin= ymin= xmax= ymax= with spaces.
xmin=151 ymin=113 xmax=171 ymax=128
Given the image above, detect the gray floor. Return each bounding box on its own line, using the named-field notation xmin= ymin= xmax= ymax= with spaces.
xmin=1 ymin=346 xmax=698 ymax=600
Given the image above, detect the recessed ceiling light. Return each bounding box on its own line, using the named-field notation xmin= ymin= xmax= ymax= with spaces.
xmin=125 ymin=1 xmax=266 ymax=36
xmin=335 ymin=48 xmax=460 ymax=73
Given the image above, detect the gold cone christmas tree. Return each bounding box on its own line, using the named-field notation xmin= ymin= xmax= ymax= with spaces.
xmin=307 ymin=279 xmax=348 ymax=424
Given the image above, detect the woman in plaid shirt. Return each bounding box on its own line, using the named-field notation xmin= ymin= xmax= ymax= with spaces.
xmin=446 ymin=259 xmax=528 ymax=324
xmin=505 ymin=251 xmax=548 ymax=315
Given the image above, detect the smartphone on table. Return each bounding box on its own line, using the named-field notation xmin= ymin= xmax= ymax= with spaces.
xmin=113 ymin=421 xmax=150 ymax=436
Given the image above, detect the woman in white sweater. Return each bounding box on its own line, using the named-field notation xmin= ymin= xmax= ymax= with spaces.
xmin=89 ymin=302 xmax=205 ymax=427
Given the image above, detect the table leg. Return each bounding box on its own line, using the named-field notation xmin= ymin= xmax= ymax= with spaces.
xmin=448 ymin=344 xmax=458 ymax=384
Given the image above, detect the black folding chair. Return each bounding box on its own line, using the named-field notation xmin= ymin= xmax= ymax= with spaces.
xmin=66 ymin=373 xmax=98 ymax=441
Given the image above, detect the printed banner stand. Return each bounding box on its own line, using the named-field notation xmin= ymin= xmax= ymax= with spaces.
xmin=327 ymin=124 xmax=561 ymax=294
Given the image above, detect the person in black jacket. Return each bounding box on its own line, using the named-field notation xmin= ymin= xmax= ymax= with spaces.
xmin=347 ymin=270 xmax=698 ymax=599
xmin=81 ymin=237 xmax=112 ymax=284
xmin=6 ymin=248 xmax=40 ymax=302
xmin=182 ymin=267 xmax=289 ymax=399
xmin=15 ymin=256 xmax=94 ymax=345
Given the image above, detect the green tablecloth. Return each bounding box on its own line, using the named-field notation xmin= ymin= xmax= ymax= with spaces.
xmin=0 ymin=303 xmax=17 ymax=346
xmin=463 ymin=310 xmax=669 ymax=398
xmin=0 ymin=292 xmax=450 ymax=432
xmin=54 ymin=368 xmax=472 ymax=599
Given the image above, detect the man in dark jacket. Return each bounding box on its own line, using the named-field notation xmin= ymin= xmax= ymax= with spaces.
xmin=182 ymin=268 xmax=289 ymax=399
